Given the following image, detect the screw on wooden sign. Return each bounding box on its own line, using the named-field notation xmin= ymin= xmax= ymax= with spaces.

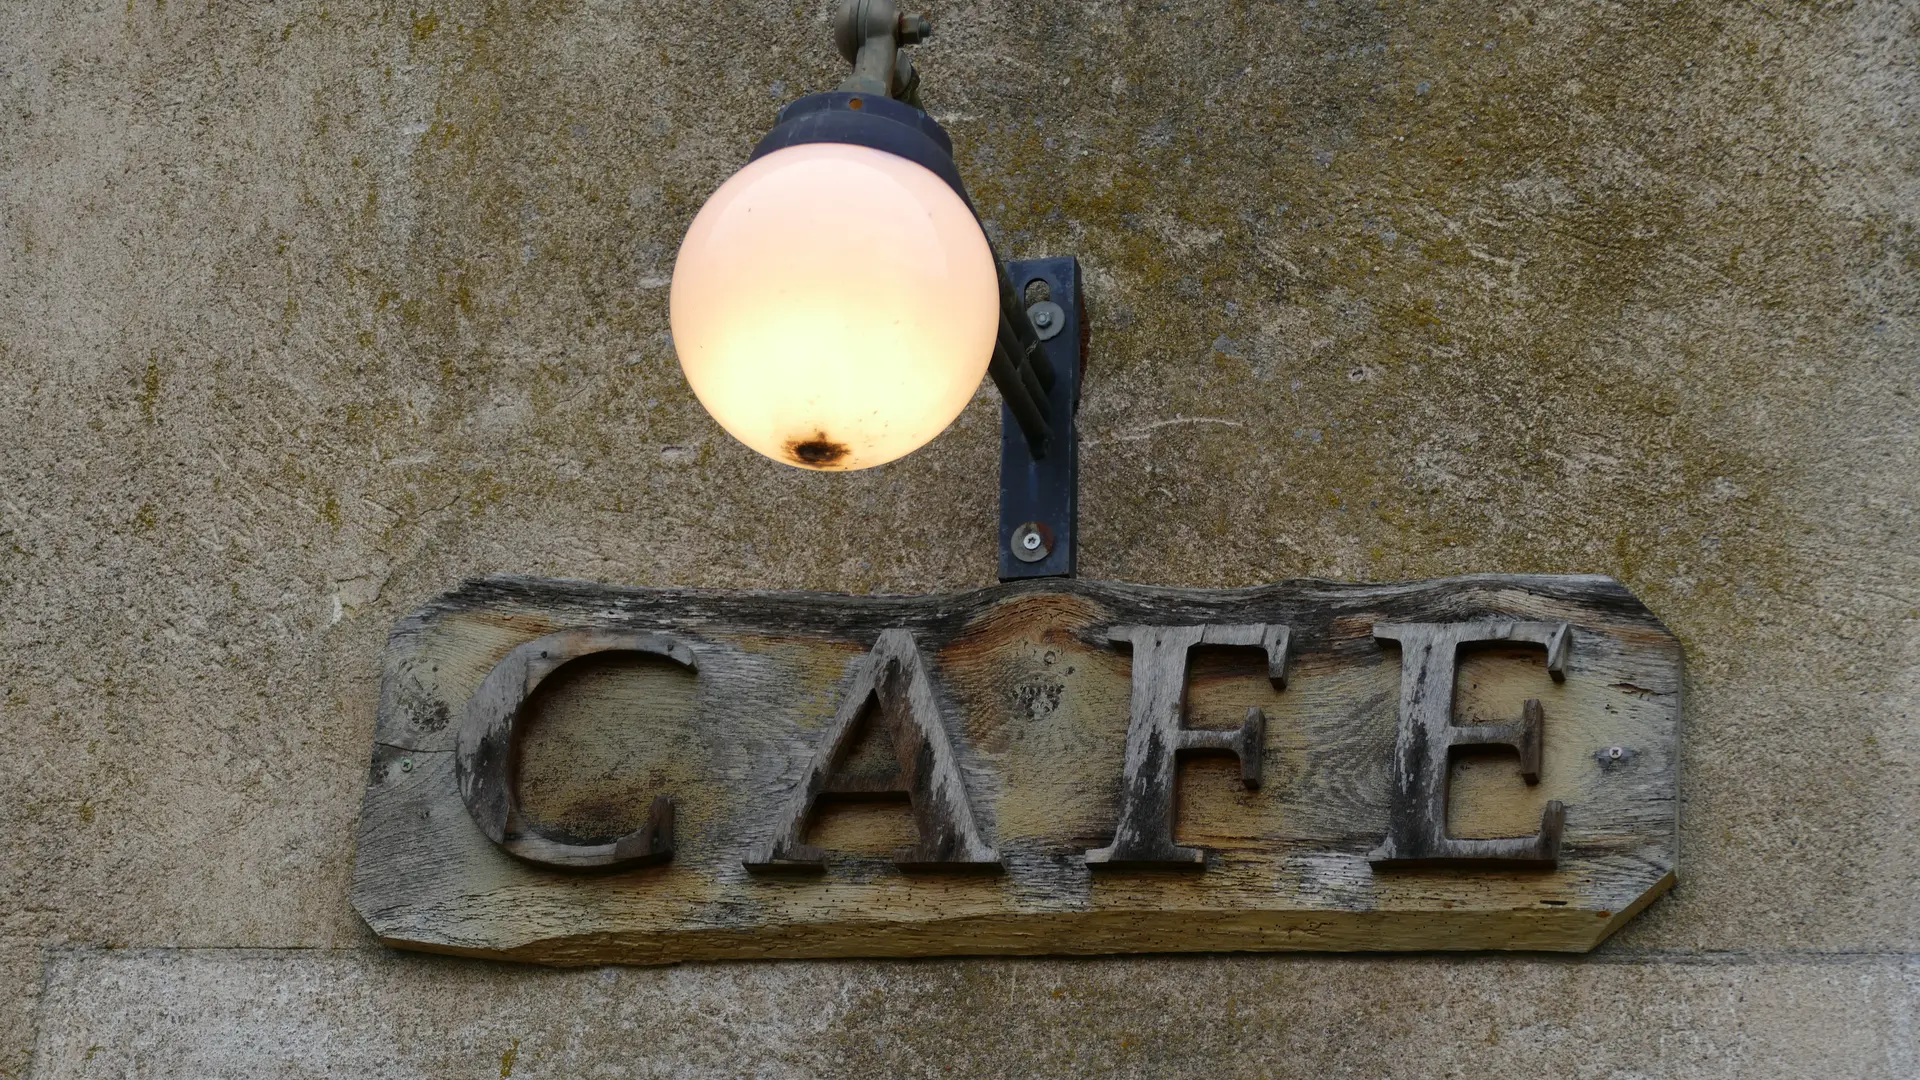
xmin=353 ymin=575 xmax=1681 ymax=963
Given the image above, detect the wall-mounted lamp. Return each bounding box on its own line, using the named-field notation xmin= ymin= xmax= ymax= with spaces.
xmin=669 ymin=0 xmax=1083 ymax=580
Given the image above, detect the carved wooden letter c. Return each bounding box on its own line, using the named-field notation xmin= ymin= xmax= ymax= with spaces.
xmin=455 ymin=628 xmax=696 ymax=871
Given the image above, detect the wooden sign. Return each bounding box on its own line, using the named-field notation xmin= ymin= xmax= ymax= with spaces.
xmin=351 ymin=574 xmax=1681 ymax=964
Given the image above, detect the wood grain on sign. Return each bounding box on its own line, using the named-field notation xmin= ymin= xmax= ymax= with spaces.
xmin=350 ymin=575 xmax=1681 ymax=964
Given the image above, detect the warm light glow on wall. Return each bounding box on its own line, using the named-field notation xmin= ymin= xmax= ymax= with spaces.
xmin=669 ymin=142 xmax=1000 ymax=471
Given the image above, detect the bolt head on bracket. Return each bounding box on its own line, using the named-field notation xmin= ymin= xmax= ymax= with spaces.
xmin=1027 ymin=301 xmax=1065 ymax=340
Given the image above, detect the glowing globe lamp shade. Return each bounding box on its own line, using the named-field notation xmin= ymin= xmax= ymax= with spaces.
xmin=670 ymin=139 xmax=1000 ymax=471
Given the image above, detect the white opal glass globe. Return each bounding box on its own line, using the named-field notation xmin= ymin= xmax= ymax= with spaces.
xmin=669 ymin=142 xmax=1000 ymax=471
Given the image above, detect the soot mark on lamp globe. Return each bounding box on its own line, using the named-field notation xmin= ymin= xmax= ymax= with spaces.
xmin=786 ymin=434 xmax=849 ymax=467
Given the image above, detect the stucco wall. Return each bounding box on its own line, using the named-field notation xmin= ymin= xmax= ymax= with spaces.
xmin=2 ymin=0 xmax=1916 ymax=1076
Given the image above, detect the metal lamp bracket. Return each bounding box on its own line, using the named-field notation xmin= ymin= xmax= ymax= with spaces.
xmin=998 ymin=256 xmax=1082 ymax=581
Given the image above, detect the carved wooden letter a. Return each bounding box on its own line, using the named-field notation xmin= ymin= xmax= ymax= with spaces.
xmin=745 ymin=630 xmax=1000 ymax=873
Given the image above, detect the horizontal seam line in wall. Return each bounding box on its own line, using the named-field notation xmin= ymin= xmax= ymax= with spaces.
xmin=27 ymin=945 xmax=1920 ymax=967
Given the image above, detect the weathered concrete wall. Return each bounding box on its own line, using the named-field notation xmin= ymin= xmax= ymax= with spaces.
xmin=1 ymin=0 xmax=1915 ymax=1075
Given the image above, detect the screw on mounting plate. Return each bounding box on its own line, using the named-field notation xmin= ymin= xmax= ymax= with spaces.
xmin=1010 ymin=521 xmax=1052 ymax=563
xmin=1027 ymin=300 xmax=1065 ymax=341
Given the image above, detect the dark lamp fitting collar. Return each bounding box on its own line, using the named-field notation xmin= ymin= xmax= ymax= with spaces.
xmin=748 ymin=92 xmax=971 ymax=207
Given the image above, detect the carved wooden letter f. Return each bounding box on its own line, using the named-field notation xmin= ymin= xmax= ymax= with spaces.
xmin=1085 ymin=623 xmax=1290 ymax=869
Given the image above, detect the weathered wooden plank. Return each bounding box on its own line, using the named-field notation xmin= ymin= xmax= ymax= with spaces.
xmin=349 ymin=574 xmax=1681 ymax=963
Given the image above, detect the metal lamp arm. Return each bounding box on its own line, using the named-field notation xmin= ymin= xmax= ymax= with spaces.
xmin=834 ymin=0 xmax=930 ymax=105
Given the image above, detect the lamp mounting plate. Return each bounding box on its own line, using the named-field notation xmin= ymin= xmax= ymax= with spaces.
xmin=999 ymin=256 xmax=1082 ymax=581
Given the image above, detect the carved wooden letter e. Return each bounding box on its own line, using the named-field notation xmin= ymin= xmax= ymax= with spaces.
xmin=1369 ymin=620 xmax=1571 ymax=868
xmin=745 ymin=630 xmax=999 ymax=873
